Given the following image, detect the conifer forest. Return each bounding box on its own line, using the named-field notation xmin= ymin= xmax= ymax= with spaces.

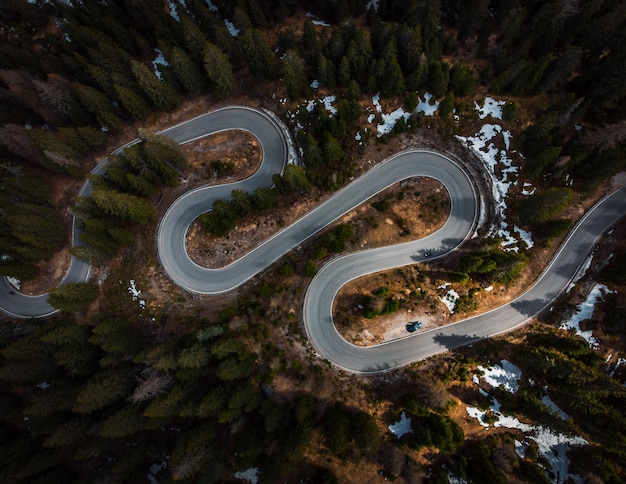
xmin=1 ymin=1 xmax=626 ymax=482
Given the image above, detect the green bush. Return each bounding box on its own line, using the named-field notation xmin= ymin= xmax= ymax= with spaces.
xmin=304 ymin=260 xmax=317 ymax=277
xmin=448 ymin=271 xmax=470 ymax=283
xmin=518 ymin=188 xmax=574 ymax=225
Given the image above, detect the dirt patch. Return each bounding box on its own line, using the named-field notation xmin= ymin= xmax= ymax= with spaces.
xmin=332 ymin=163 xmax=626 ymax=347
xmin=180 ymin=130 xmax=261 ymax=187
xmin=19 ymin=246 xmax=72 ymax=295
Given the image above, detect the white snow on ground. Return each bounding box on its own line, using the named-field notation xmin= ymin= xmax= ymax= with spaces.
xmin=372 ymin=93 xmax=382 ymax=112
xmin=609 ymin=357 xmax=626 ymax=378
xmin=471 ymin=358 xmax=586 ymax=482
xmin=366 ymin=0 xmax=379 ymax=12
xmin=521 ymin=182 xmax=536 ymax=196
xmin=514 ymin=225 xmax=534 ymax=249
xmin=310 ymin=79 xmax=319 ymax=89
xmin=235 ymin=467 xmax=259 ymax=484
xmin=369 ymin=91 xmax=438 ymax=137
xmin=152 ymin=49 xmax=168 ymax=80
xmin=205 ymin=0 xmax=218 ymax=11
xmin=167 ymin=0 xmax=180 ymax=21
xmin=416 ymin=92 xmax=439 ymax=116
xmin=303 ymin=96 xmax=337 ymax=116
xmin=6 ymin=276 xmax=20 ymax=290
xmin=36 ymin=382 xmax=50 ymax=390
xmin=456 ymin=120 xmax=532 ymax=251
xmin=514 ymin=439 xmax=527 ymax=458
xmin=224 ymin=19 xmax=240 ymax=36
xmin=321 ymin=95 xmax=337 ymax=114
xmin=377 ymin=107 xmax=410 ymax=137
xmin=466 ymin=396 xmax=587 ymax=483
xmin=566 ymin=251 xmax=595 ymax=293
xmin=541 ymin=388 xmax=570 ymax=420
xmin=438 ymin=283 xmax=459 ymax=313
xmin=306 ymin=12 xmax=331 ymax=27
xmin=126 ymin=280 xmax=146 ymax=309
xmin=262 ymin=109 xmax=300 ymax=166
xmin=446 ymin=469 xmax=468 ymax=484
xmin=147 ymin=458 xmax=168 ymax=484
xmin=477 ymin=360 xmax=522 ymax=393
xmin=560 ymin=283 xmax=614 ymax=349
xmin=475 ymin=97 xmax=505 ymax=120
xmin=389 ymin=411 xmax=412 ymax=438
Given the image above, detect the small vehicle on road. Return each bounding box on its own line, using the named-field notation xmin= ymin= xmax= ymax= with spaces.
xmin=406 ymin=321 xmax=422 ymax=332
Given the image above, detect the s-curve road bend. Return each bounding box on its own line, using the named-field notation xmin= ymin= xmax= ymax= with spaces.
xmin=304 ymin=186 xmax=626 ymax=374
xmin=0 ymin=106 xmax=286 ymax=319
xmin=159 ymin=149 xmax=477 ymax=293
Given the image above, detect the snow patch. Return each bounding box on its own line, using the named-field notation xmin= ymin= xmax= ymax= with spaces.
xmin=560 ymin=283 xmax=613 ymax=349
xmin=389 ymin=411 xmax=412 ymax=438
xmin=147 ymin=457 xmax=168 ymax=484
xmin=456 ymin=122 xmax=527 ymax=251
xmin=477 ymin=360 xmax=522 ymax=393
xmin=475 ymin=97 xmax=505 ymax=120
xmin=310 ymin=79 xmax=319 ymax=89
xmin=521 ymin=182 xmax=536 ymax=196
xmin=306 ymin=12 xmax=331 ymax=27
xmin=152 ymin=49 xmax=168 ymax=80
xmin=6 ymin=276 xmax=20 ymax=290
xmin=416 ymin=92 xmax=439 ymax=116
xmin=224 ymin=19 xmax=240 ymax=36
xmin=437 ymin=283 xmax=459 ymax=313
xmin=126 ymin=279 xmax=146 ymax=309
xmin=366 ymin=0 xmax=379 ymax=12
xmin=540 ymin=388 xmax=570 ymax=420
xmin=466 ymin=397 xmax=587 ymax=482
xmin=167 ymin=0 xmax=180 ymax=21
xmin=377 ymin=107 xmax=410 ymax=137
xmin=566 ymin=251 xmax=595 ymax=293
xmin=235 ymin=467 xmax=259 ymax=484
xmin=262 ymin=109 xmax=300 ymax=166
xmin=609 ymin=357 xmax=626 ymax=378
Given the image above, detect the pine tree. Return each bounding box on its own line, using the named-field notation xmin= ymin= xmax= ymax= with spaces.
xmin=177 ymin=344 xmax=210 ymax=369
xmin=43 ymin=416 xmax=90 ymax=448
xmin=302 ymin=18 xmax=317 ymax=48
xmin=439 ymin=91 xmax=455 ymax=118
xmin=381 ymin=56 xmax=406 ymax=97
xmin=99 ymin=406 xmax=146 ymax=439
xmin=179 ymin=14 xmax=208 ymax=63
xmin=168 ymin=47 xmax=207 ymax=94
xmin=47 ymin=282 xmax=100 ymax=313
xmin=73 ymin=367 xmax=131 ymax=414
xmin=346 ymin=30 xmax=373 ymax=85
xmin=338 ymin=56 xmax=351 ymax=87
xmin=252 ymin=187 xmax=276 ymax=210
xmin=203 ymin=43 xmax=236 ymax=95
xmin=130 ymin=60 xmax=178 ymax=111
xmin=114 ymin=84 xmax=150 ymax=119
xmin=283 ymin=50 xmax=307 ymax=100
xmin=240 ymin=29 xmax=275 ymax=80
xmin=91 ymin=189 xmax=156 ymax=224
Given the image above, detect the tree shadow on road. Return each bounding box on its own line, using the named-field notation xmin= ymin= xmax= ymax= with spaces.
xmin=433 ymin=332 xmax=482 ymax=350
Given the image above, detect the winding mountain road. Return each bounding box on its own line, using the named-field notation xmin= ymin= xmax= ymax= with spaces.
xmin=2 ymin=106 xmax=625 ymax=375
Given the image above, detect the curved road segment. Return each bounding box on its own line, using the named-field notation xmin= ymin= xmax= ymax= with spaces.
xmin=2 ymin=106 xmax=625 ymax=376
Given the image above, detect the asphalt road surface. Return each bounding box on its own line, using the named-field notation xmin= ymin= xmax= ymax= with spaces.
xmin=2 ymin=106 xmax=625 ymax=377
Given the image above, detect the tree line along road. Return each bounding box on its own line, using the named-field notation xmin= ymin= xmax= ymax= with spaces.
xmin=2 ymin=106 xmax=625 ymax=374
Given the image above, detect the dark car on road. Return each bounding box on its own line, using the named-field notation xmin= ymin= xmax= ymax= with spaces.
xmin=406 ymin=321 xmax=422 ymax=332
